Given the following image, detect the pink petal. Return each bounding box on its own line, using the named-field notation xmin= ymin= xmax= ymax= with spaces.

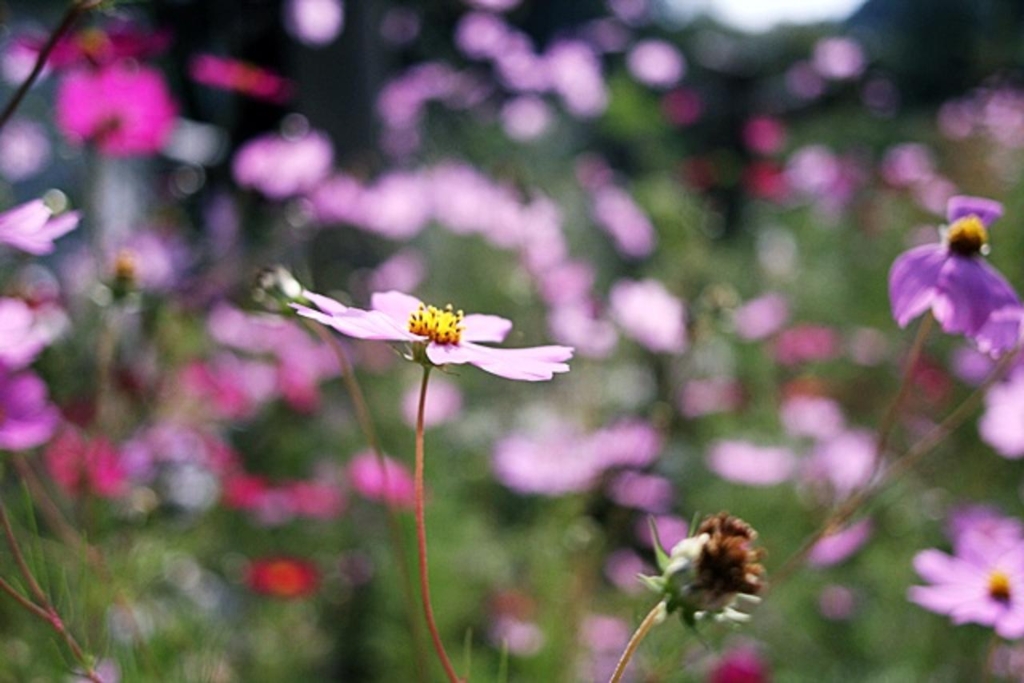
xmin=888 ymin=244 xmax=946 ymax=327
xmin=426 ymin=342 xmax=571 ymax=381
xmin=303 ymin=291 xmax=351 ymax=316
xmin=370 ymin=290 xmax=423 ymax=327
xmin=913 ymin=549 xmax=977 ymax=585
xmin=462 ymin=314 xmax=513 ymax=342
xmin=933 ymin=257 xmax=1020 ymax=336
xmin=293 ymin=304 xmax=416 ymax=341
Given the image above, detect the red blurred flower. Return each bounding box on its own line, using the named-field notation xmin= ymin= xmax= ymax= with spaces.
xmin=189 ymin=54 xmax=294 ymax=104
xmin=246 ymin=557 xmax=320 ymax=599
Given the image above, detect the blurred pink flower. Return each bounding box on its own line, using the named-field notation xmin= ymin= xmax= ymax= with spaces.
xmin=803 ymin=429 xmax=877 ymax=501
xmin=708 ymin=646 xmax=771 ymax=683
xmin=604 ymin=549 xmax=650 ymax=594
xmin=742 ymin=116 xmax=786 ymax=155
xmin=772 ymin=324 xmax=841 ymax=365
xmin=0 ymin=119 xmax=50 ymax=181
xmin=294 ymin=290 xmax=572 ymax=381
xmin=43 ymin=428 xmax=126 ymax=499
xmin=545 ymin=40 xmax=607 ymax=118
xmin=179 ymin=354 xmax=277 ymax=420
xmin=780 ymin=395 xmax=845 ymax=440
xmin=0 ymin=368 xmax=59 ymax=451
xmin=733 ymin=293 xmax=789 ymax=341
xmin=609 ymin=279 xmax=686 ymax=353
xmin=189 ymin=55 xmax=294 ymax=103
xmin=347 ymin=450 xmax=415 ymax=508
xmin=807 ymin=519 xmax=873 ymax=567
xmin=880 ymin=143 xmax=936 ymax=188
xmin=661 ymin=87 xmax=703 ymax=126
xmin=0 ymin=297 xmax=50 ymax=369
xmin=55 ymin=63 xmax=177 ymax=156
xmin=625 ymin=39 xmax=685 ymax=89
xmin=637 ymin=514 xmax=689 ymax=550
xmin=232 ymin=129 xmax=333 ymax=199
xmin=819 ymin=584 xmax=857 ymax=621
xmin=455 ymin=12 xmax=513 ymax=60
xmin=812 ymin=36 xmax=865 ymax=81
xmin=401 ymin=375 xmax=463 ymax=427
xmin=707 ymin=440 xmax=795 ymax=486
xmin=980 ymin=368 xmax=1024 ymax=458
xmin=0 ymin=199 xmax=79 ymax=255
xmin=21 ymin=23 xmax=170 ymax=70
xmin=678 ymin=377 xmax=744 ymax=418
xmin=910 ymin=537 xmax=1024 ymax=638
xmin=606 ymin=470 xmax=673 ymax=513
xmin=501 ymin=96 xmax=553 ymax=141
xmin=948 ymin=505 xmax=1024 ymax=558
xmin=591 ymin=185 xmax=657 ymax=258
xmin=547 ymin=303 xmax=619 ymax=359
xmin=284 ymin=0 xmax=345 ymax=47
xmin=367 ymin=249 xmax=427 ymax=294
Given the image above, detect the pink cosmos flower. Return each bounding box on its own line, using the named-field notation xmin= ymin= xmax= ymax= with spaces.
xmin=232 ymin=129 xmax=333 ymax=200
xmin=43 ymin=428 xmax=126 ymax=499
xmin=55 ymin=63 xmax=177 ymax=156
xmin=401 ymin=375 xmax=462 ymax=427
xmin=979 ymin=368 xmax=1024 ymax=458
xmin=0 ymin=368 xmax=59 ymax=451
xmin=609 ymin=279 xmax=686 ymax=353
xmin=0 ymin=199 xmax=79 ymax=255
xmin=591 ymin=185 xmax=657 ymax=258
xmin=807 ymin=519 xmax=873 ymax=567
xmin=19 ymin=23 xmax=171 ymax=70
xmin=189 ymin=55 xmax=294 ymax=104
xmin=294 ymin=290 xmax=572 ymax=381
xmin=733 ymin=293 xmax=790 ymax=340
xmin=780 ymin=394 xmax=846 ymax=440
xmin=0 ymin=297 xmax=49 ymax=368
xmin=706 ymin=439 xmax=796 ymax=486
xmin=909 ymin=538 xmax=1024 ymax=638
xmin=347 ymin=450 xmax=415 ymax=508
xmin=889 ymin=195 xmax=1023 ymax=355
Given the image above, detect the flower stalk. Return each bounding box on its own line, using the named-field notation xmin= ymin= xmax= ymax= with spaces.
xmin=607 ymin=601 xmax=666 ymax=683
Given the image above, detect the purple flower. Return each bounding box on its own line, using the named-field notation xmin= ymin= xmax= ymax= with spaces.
xmin=706 ymin=439 xmax=795 ymax=486
xmin=909 ymin=538 xmax=1024 ymax=638
xmin=283 ymin=0 xmax=345 ymax=47
xmin=609 ymin=279 xmax=686 ymax=353
xmin=294 ymin=290 xmax=572 ymax=381
xmin=889 ymin=195 xmax=1023 ymax=355
xmin=232 ymin=128 xmax=333 ymax=200
xmin=0 ymin=297 xmax=49 ymax=369
xmin=625 ymin=39 xmax=685 ymax=89
xmin=0 ymin=199 xmax=79 ymax=255
xmin=0 ymin=368 xmax=59 ymax=451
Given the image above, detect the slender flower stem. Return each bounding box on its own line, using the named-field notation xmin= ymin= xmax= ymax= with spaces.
xmin=607 ymin=602 xmax=666 ymax=683
xmin=0 ymin=0 xmax=104 ymax=134
xmin=414 ymin=366 xmax=462 ymax=683
xmin=772 ymin=343 xmax=1021 ymax=587
xmin=0 ymin=494 xmax=101 ymax=682
xmin=874 ymin=315 xmax=933 ymax=463
xmin=308 ymin=322 xmax=430 ymax=683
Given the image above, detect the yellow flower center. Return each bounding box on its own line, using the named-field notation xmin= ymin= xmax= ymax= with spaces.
xmin=408 ymin=303 xmax=464 ymax=345
xmin=989 ymin=569 xmax=1012 ymax=603
xmin=947 ymin=215 xmax=989 ymax=256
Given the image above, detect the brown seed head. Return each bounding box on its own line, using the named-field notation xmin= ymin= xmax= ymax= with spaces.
xmin=693 ymin=512 xmax=765 ymax=610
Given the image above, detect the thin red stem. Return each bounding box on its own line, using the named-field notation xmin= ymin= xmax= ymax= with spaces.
xmin=414 ymin=366 xmax=462 ymax=683
xmin=0 ymin=0 xmax=103 ymax=134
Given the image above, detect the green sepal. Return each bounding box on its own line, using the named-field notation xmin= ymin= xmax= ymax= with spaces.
xmin=648 ymin=515 xmax=670 ymax=572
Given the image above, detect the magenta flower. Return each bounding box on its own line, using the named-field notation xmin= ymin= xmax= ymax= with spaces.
xmin=347 ymin=450 xmax=415 ymax=509
xmin=294 ymin=290 xmax=572 ymax=381
xmin=43 ymin=428 xmax=126 ymax=499
xmin=909 ymin=539 xmax=1024 ymax=638
xmin=0 ymin=199 xmax=79 ymax=255
xmin=889 ymin=195 xmax=1023 ymax=355
xmin=55 ymin=63 xmax=177 ymax=157
xmin=0 ymin=368 xmax=59 ymax=451
xmin=189 ymin=55 xmax=294 ymax=104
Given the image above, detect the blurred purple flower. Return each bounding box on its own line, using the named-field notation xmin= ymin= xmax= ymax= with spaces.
xmin=625 ymin=39 xmax=685 ymax=89
xmin=401 ymin=375 xmax=463 ymax=427
xmin=812 ymin=36 xmax=865 ymax=80
xmin=55 ymin=63 xmax=177 ymax=157
xmin=980 ymin=368 xmax=1024 ymax=459
xmin=232 ymin=129 xmax=333 ymax=200
xmin=347 ymin=450 xmax=415 ymax=509
xmin=591 ymin=185 xmax=657 ymax=258
xmin=951 ymin=346 xmax=995 ymax=385
xmin=678 ymin=377 xmax=743 ymax=418
xmin=295 ymin=290 xmax=572 ymax=381
xmin=733 ymin=292 xmax=789 ymax=341
xmin=785 ymin=60 xmax=825 ymax=100
xmin=803 ymin=429 xmax=877 ymax=501
xmin=0 ymin=368 xmax=59 ymax=450
xmin=889 ymin=195 xmax=1022 ymax=355
xmin=606 ymin=470 xmax=673 ymax=513
xmin=742 ymin=116 xmax=786 ymax=155
xmin=0 ymin=199 xmax=79 ymax=255
xmin=609 ymin=279 xmax=686 ymax=353
xmin=500 ymin=96 xmax=553 ymax=141
xmin=706 ymin=440 xmax=795 ymax=486
xmin=909 ymin=537 xmax=1024 ymax=638
xmin=880 ymin=143 xmax=936 ymax=188
xmin=819 ymin=584 xmax=857 ymax=621
xmin=807 ymin=519 xmax=873 ymax=567
xmin=545 ymin=40 xmax=607 ymax=118
xmin=0 ymin=119 xmax=50 ymax=182
xmin=780 ymin=395 xmax=845 ymax=440
xmin=284 ymin=0 xmax=344 ymax=47
xmin=455 ymin=12 xmax=512 ymax=60
xmin=0 ymin=297 xmax=49 ymax=369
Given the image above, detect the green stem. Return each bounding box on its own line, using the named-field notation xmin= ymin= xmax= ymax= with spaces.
xmin=607 ymin=602 xmax=665 ymax=683
xmin=414 ymin=366 xmax=462 ymax=683
xmin=309 ymin=323 xmax=430 ymax=683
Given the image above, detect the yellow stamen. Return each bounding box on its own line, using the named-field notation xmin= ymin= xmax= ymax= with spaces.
xmin=989 ymin=570 xmax=1012 ymax=603
xmin=407 ymin=302 xmax=464 ymax=345
xmin=947 ymin=215 xmax=989 ymax=256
